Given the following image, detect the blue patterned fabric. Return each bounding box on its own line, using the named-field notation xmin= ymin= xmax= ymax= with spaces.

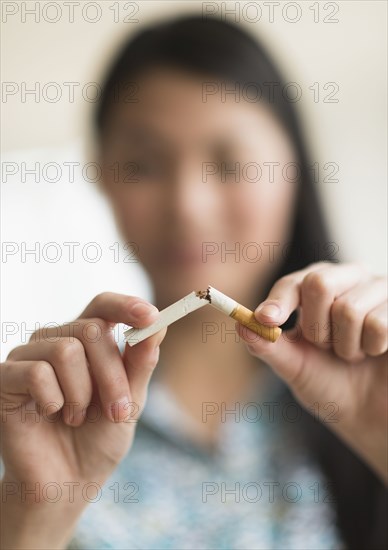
xmin=67 ymin=366 xmax=344 ymax=550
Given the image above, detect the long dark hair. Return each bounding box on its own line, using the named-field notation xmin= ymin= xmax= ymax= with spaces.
xmin=94 ymin=16 xmax=387 ymax=549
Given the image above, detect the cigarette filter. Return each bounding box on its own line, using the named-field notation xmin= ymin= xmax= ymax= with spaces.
xmin=124 ymin=285 xmax=281 ymax=346
xmin=207 ymin=286 xmax=282 ymax=343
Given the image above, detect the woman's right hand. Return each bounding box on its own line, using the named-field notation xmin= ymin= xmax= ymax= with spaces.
xmin=0 ymin=292 xmax=166 ymax=512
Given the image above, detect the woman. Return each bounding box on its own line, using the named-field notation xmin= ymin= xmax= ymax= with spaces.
xmin=1 ymin=16 xmax=387 ymax=550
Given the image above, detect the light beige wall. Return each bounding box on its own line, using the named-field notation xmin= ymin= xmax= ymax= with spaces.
xmin=2 ymin=1 xmax=386 ymax=267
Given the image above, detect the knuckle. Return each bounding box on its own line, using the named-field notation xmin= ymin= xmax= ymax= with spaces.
xmin=142 ymin=347 xmax=160 ymax=372
xmin=110 ymin=374 xmax=128 ymax=388
xmin=104 ymin=374 xmax=129 ymax=398
xmin=364 ymin=314 xmax=386 ymax=338
xmin=276 ymin=274 xmax=294 ymax=288
xmin=332 ymin=299 xmax=362 ymax=325
xmin=84 ymin=317 xmax=112 ymax=337
xmin=6 ymin=345 xmax=23 ymax=360
xmin=363 ymin=315 xmax=388 ymax=354
xmin=91 ymin=292 xmax=111 ymax=308
xmin=122 ymin=296 xmax=139 ymax=316
xmin=28 ymin=329 xmax=43 ymax=343
xmin=303 ymin=272 xmax=333 ymax=297
xmin=26 ymin=361 xmax=52 ymax=388
xmin=68 ymin=380 xmax=93 ymax=406
xmin=51 ymin=338 xmax=84 ymax=365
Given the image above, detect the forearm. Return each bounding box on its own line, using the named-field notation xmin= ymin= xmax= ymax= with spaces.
xmin=352 ymin=433 xmax=388 ymax=486
xmin=333 ymin=418 xmax=388 ymax=486
xmin=0 ymin=480 xmax=86 ymax=550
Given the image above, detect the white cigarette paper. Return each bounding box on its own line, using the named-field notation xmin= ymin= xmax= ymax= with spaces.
xmin=124 ymin=285 xmax=281 ymax=346
xmin=206 ymin=285 xmax=237 ymax=315
xmin=124 ymin=290 xmax=209 ymax=346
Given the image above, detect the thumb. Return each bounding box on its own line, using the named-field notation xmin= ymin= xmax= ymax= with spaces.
xmin=237 ymin=323 xmax=306 ymax=386
xmin=122 ymin=327 xmax=167 ymax=418
xmin=236 ymin=322 xmax=340 ymax=406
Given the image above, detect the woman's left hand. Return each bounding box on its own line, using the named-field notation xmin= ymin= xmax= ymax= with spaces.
xmin=237 ymin=261 xmax=387 ymax=484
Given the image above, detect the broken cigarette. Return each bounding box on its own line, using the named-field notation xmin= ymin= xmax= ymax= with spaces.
xmin=124 ymin=286 xmax=282 ymax=346
xmin=206 ymin=286 xmax=282 ymax=343
xmin=124 ymin=290 xmax=208 ymax=346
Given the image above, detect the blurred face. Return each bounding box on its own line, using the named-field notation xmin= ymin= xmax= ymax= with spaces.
xmin=100 ymin=67 xmax=298 ymax=307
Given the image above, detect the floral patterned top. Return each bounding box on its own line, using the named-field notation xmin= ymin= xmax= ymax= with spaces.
xmin=67 ymin=366 xmax=344 ymax=550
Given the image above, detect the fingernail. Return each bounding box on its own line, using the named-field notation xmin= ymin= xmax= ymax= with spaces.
xmin=256 ymin=303 xmax=281 ymax=319
xmin=110 ymin=396 xmax=131 ymax=422
xmin=70 ymin=410 xmax=85 ymax=426
xmin=129 ymin=302 xmax=158 ymax=319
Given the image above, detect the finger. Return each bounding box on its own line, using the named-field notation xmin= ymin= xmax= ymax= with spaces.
xmin=300 ymin=263 xmax=368 ymax=348
xmin=19 ymin=321 xmax=138 ymax=425
xmin=29 ymin=292 xmax=160 ymax=343
xmin=255 ymin=263 xmax=367 ymax=344
xmin=236 ymin=322 xmax=310 ymax=394
xmin=331 ymin=277 xmax=387 ymax=361
xmin=8 ymin=338 xmax=92 ymax=426
xmin=80 ymin=319 xmax=133 ymax=423
xmin=362 ymin=300 xmax=388 ymax=356
xmin=78 ymin=292 xmax=159 ymax=328
xmin=236 ymin=322 xmax=345 ymax=409
xmin=26 ymin=291 xmax=162 ymax=424
xmin=0 ymin=360 xmax=64 ymax=423
xmin=254 ymin=262 xmax=333 ymax=326
xmin=123 ymin=327 xmax=167 ymax=417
